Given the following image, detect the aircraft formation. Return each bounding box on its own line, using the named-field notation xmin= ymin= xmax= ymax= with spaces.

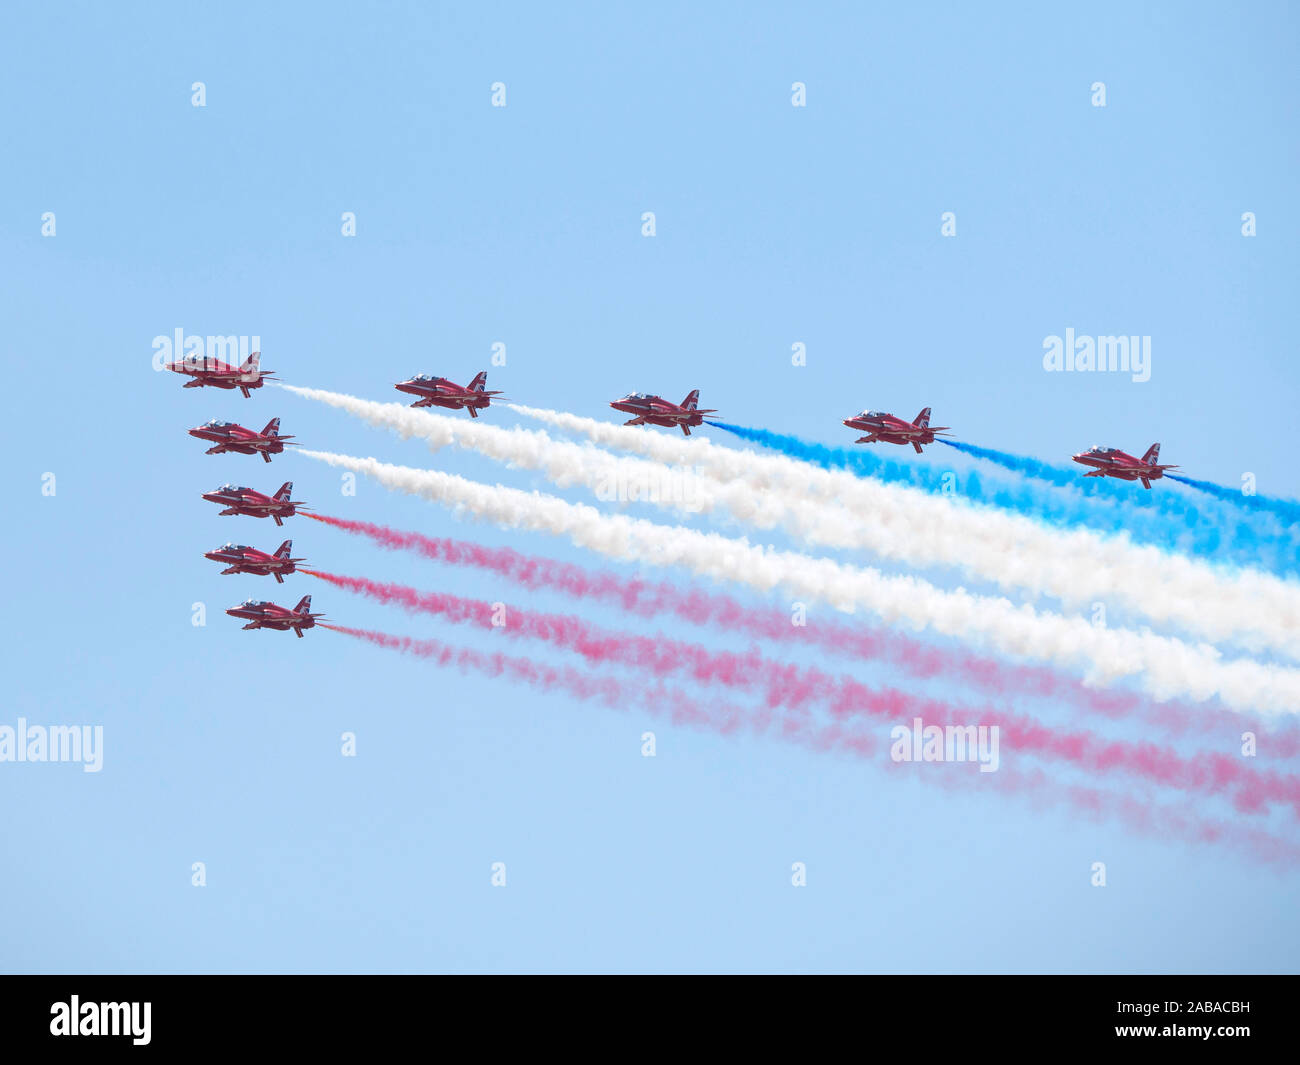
xmin=172 ymin=351 xmax=1189 ymax=639
xmin=170 ymin=352 xmax=321 ymax=637
xmin=381 ymin=370 xmax=1177 ymax=486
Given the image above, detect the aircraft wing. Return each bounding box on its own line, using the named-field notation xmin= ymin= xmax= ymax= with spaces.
xmin=886 ymin=423 xmax=950 ymax=438
xmin=247 ymin=500 xmax=303 ymax=513
xmin=193 ymin=367 xmax=271 ymax=380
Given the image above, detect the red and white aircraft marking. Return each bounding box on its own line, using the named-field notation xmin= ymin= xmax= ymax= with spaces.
xmin=225 ymin=595 xmax=324 ymax=638
xmin=609 ymin=390 xmax=717 ymax=436
xmin=201 ymin=482 xmax=308 ymax=526
xmin=842 ymin=407 xmax=950 ymax=454
xmin=1071 ymin=443 xmax=1178 ymax=489
xmin=394 ymin=371 xmax=504 ymax=417
xmin=204 ymin=540 xmax=306 ymax=583
xmin=188 ymin=417 xmax=296 ymax=463
xmin=166 ymin=351 xmax=274 ymax=398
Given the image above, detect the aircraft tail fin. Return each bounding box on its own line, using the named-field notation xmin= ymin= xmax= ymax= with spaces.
xmin=1142 ymin=442 xmax=1161 ymax=465
xmin=681 ymin=389 xmax=700 ymax=411
xmin=273 ymin=481 xmax=294 ymax=502
xmin=292 ymin=595 xmax=312 ymax=614
xmin=469 ymin=371 xmax=488 ymax=392
xmin=261 ymin=416 xmax=281 ymax=438
xmin=240 ymin=351 xmax=261 ymax=373
xmin=274 ymin=540 xmax=293 ymax=559
xmin=913 ymin=407 xmax=932 ymax=428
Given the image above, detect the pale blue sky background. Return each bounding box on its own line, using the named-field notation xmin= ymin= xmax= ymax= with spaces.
xmin=1 ymin=1 xmax=1297 ymax=973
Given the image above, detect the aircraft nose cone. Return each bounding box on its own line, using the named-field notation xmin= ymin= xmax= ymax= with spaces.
xmin=188 ymin=428 xmax=203 ymax=437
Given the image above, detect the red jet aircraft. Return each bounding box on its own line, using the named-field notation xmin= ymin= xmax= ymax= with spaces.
xmin=1071 ymin=443 xmax=1178 ymax=489
xmin=166 ymin=350 xmax=275 ymax=398
xmin=843 ymin=407 xmax=951 ymax=453
xmin=188 ymin=417 xmax=296 ymax=462
xmin=610 ymin=390 xmax=717 ymax=436
xmin=225 ymin=594 xmax=324 ymax=638
xmin=394 ymin=371 xmax=504 ymax=417
xmin=204 ymin=539 xmax=306 ymax=583
xmin=202 ymin=482 xmax=307 ymax=526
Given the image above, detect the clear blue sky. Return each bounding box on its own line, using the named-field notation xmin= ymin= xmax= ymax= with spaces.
xmin=2 ymin=1 xmax=1296 ymax=973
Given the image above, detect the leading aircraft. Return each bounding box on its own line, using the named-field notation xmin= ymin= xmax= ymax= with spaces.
xmin=1071 ymin=443 xmax=1178 ymax=489
xmin=188 ymin=417 xmax=296 ymax=462
xmin=610 ymin=390 xmax=717 ymax=436
xmin=842 ymin=407 xmax=951 ymax=453
xmin=166 ymin=350 xmax=275 ymax=398
xmin=201 ymin=482 xmax=307 ymax=526
xmin=225 ymin=595 xmax=324 ymax=638
xmin=204 ymin=540 xmax=306 ymax=583
xmin=394 ymin=371 xmax=504 ymax=417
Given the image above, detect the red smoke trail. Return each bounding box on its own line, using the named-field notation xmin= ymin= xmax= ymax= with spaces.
xmin=303 ymin=512 xmax=1299 ymax=756
xmin=308 ymin=569 xmax=1300 ymax=817
xmin=919 ymin=762 xmax=1300 ymax=868
xmin=319 ymin=622 xmax=1300 ymax=868
xmin=317 ymin=623 xmax=876 ymax=757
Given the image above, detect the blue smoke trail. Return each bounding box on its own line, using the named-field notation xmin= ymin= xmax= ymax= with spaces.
xmin=940 ymin=439 xmax=1300 ymax=535
xmin=940 ymin=438 xmax=1089 ymax=490
xmin=1167 ymin=474 xmax=1300 ymax=526
xmin=709 ymin=422 xmax=1299 ymax=576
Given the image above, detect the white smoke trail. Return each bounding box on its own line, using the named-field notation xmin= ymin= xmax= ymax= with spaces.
xmin=297 ymin=446 xmax=1300 ymax=716
xmin=283 ymin=384 xmax=1300 ymax=660
xmin=510 ymin=403 xmax=1300 ymax=660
